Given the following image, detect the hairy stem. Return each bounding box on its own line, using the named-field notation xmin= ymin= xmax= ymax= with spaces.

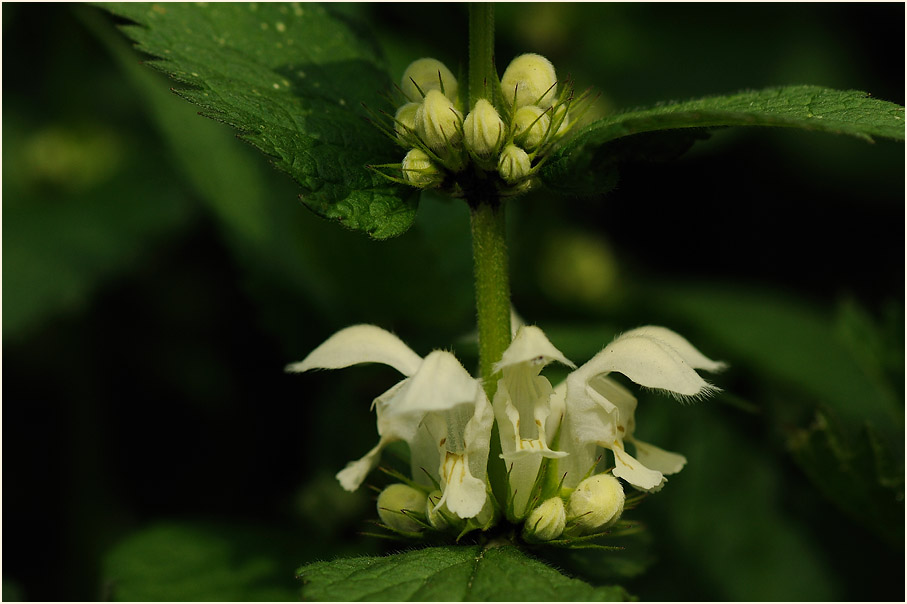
xmin=468 ymin=3 xmax=495 ymax=107
xmin=470 ymin=201 xmax=511 ymax=397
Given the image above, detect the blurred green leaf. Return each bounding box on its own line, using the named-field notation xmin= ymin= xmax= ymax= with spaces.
xmin=642 ymin=283 xmax=904 ymax=546
xmin=637 ymin=402 xmax=843 ymax=601
xmin=102 ymin=521 xmax=305 ymax=601
xmin=2 ymin=121 xmax=196 ymax=342
xmin=100 ymin=2 xmax=415 ymax=239
xmin=298 ymin=544 xmax=633 ymax=601
xmin=788 ymin=410 xmax=904 ymax=548
xmin=544 ymin=86 xmax=904 ymax=194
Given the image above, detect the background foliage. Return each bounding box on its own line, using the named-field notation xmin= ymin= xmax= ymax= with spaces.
xmin=3 ymin=3 xmax=903 ymax=601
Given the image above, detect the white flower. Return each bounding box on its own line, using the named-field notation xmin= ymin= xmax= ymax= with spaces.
xmin=493 ymin=325 xmax=574 ymax=517
xmin=287 ymin=325 xmax=493 ymax=519
xmin=556 ymin=326 xmax=726 ymax=492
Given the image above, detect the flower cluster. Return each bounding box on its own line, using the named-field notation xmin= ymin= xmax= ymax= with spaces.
xmin=371 ymin=54 xmax=592 ymax=198
xmin=288 ymin=323 xmax=724 ymax=543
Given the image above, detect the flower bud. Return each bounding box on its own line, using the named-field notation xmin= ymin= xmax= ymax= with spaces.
xmin=416 ymin=90 xmax=463 ymax=152
xmin=463 ymin=99 xmax=505 ymax=156
xmin=512 ymin=105 xmax=551 ymax=150
xmin=567 ymin=473 xmax=625 ymax=533
xmin=498 ymin=144 xmax=531 ymax=184
xmin=523 ymin=497 xmax=566 ymax=542
xmin=402 ymin=148 xmax=443 ymax=188
xmin=394 ymin=102 xmax=420 ymax=144
xmin=377 ymin=483 xmax=428 ymax=534
xmin=401 ymin=57 xmax=458 ymax=103
xmin=501 ymin=53 xmax=558 ymax=109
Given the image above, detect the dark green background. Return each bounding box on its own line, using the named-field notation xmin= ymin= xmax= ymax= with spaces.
xmin=3 ymin=3 xmax=903 ymax=601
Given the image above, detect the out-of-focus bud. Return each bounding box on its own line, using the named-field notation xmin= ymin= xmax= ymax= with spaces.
xmin=377 ymin=483 xmax=428 ymax=534
xmin=463 ymin=99 xmax=505 ymax=156
xmin=501 ymin=53 xmax=558 ymax=109
xmin=416 ymin=90 xmax=463 ymax=152
xmin=402 ymin=148 xmax=443 ymax=188
xmin=567 ymin=473 xmax=625 ymax=533
xmin=498 ymin=144 xmax=531 ymax=184
xmin=523 ymin=497 xmax=566 ymax=542
xmin=401 ymin=58 xmax=458 ymax=103
xmin=512 ymin=105 xmax=551 ymax=150
xmin=394 ymin=102 xmax=420 ymax=144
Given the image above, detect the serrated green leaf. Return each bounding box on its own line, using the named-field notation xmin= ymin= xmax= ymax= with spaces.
xmin=544 ymin=86 xmax=904 ymax=193
xmin=297 ymin=544 xmax=633 ymax=601
xmin=100 ymin=2 xmax=415 ymax=239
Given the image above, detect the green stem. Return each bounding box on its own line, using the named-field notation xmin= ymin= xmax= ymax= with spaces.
xmin=468 ymin=3 xmax=495 ymax=107
xmin=467 ymin=2 xmax=511 ymax=511
xmin=470 ymin=201 xmax=511 ymax=398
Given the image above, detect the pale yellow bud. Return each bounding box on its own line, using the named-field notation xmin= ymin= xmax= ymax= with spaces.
xmin=512 ymin=105 xmax=551 ymax=150
xmin=523 ymin=497 xmax=566 ymax=542
xmin=501 ymin=53 xmax=558 ymax=109
xmin=377 ymin=483 xmax=428 ymax=534
xmin=401 ymin=57 xmax=458 ymax=103
xmin=394 ymin=102 xmax=420 ymax=144
xmin=567 ymin=473 xmax=625 ymax=533
xmin=415 ymin=90 xmax=463 ymax=152
xmin=463 ymin=99 xmax=505 ymax=156
xmin=498 ymin=144 xmax=531 ymax=184
xmin=402 ymin=148 xmax=442 ymax=188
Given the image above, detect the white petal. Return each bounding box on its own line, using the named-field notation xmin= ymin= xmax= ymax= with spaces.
xmin=335 ymin=438 xmax=389 ymax=491
xmin=611 ymin=441 xmax=666 ymax=492
xmin=437 ymin=453 xmax=487 ymax=518
xmin=507 ymin=455 xmax=543 ymax=518
xmin=623 ymin=326 xmax=727 ymax=372
xmin=393 ymin=350 xmax=480 ymax=414
xmin=408 ymin=415 xmax=444 ymax=487
xmin=286 ymin=324 xmax=423 ymax=376
xmin=564 ymin=367 xmax=621 ymax=447
xmin=580 ymin=331 xmax=719 ymax=398
xmin=588 ymin=375 xmax=638 ymax=438
xmin=464 ymin=388 xmax=494 ymax=482
xmin=630 ymin=437 xmax=687 ymax=475
xmin=546 ymin=381 xmax=567 ymax=439
xmin=494 ymin=325 xmax=575 ymax=371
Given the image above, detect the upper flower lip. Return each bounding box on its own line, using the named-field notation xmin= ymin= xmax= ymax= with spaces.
xmin=494 ymin=325 xmax=576 ymax=371
xmin=286 ymin=324 xmax=422 ymax=377
xmin=568 ymin=325 xmax=725 ymax=401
